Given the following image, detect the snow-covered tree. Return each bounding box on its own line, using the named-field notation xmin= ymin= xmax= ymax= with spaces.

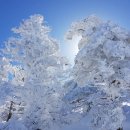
xmin=65 ymin=15 xmax=130 ymax=130
xmin=0 ymin=14 xmax=69 ymax=130
xmin=1 ymin=14 xmax=130 ymax=130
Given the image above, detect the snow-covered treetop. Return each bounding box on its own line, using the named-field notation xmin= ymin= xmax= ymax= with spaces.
xmin=66 ymin=15 xmax=130 ymax=49
xmin=2 ymin=14 xmax=68 ymax=87
xmin=5 ymin=14 xmax=59 ymax=59
xmin=66 ymin=15 xmax=130 ymax=97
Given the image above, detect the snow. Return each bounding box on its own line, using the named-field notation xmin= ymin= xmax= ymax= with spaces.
xmin=0 ymin=14 xmax=130 ymax=130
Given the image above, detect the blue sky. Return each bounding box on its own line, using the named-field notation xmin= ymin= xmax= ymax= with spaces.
xmin=0 ymin=0 xmax=130 ymax=63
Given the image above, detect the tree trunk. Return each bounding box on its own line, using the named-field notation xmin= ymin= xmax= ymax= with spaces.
xmin=6 ymin=101 xmax=13 ymax=122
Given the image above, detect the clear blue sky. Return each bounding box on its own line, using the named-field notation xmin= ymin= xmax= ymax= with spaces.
xmin=0 ymin=0 xmax=130 ymax=63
